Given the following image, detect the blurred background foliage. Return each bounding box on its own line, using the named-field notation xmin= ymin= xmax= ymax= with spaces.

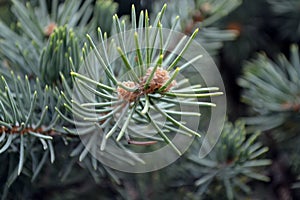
xmin=0 ymin=0 xmax=300 ymax=199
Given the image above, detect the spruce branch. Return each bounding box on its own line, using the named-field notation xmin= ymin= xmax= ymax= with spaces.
xmin=238 ymin=44 xmax=300 ymax=132
xmin=152 ymin=0 xmax=242 ymax=55
xmin=188 ymin=120 xmax=271 ymax=199
xmin=115 ymin=120 xmax=271 ymax=200
xmin=0 ymin=1 xmax=236 ymax=197
xmin=238 ymin=45 xmax=300 ymax=189
xmin=0 ymin=72 xmax=62 ymax=183
xmin=268 ymin=0 xmax=300 ymax=42
xmin=86 ymin=0 xmax=118 ymax=35
xmin=0 ymin=0 xmax=115 ymax=83
xmin=40 ymin=26 xmax=81 ymax=86
xmin=58 ymin=4 xmax=222 ymax=158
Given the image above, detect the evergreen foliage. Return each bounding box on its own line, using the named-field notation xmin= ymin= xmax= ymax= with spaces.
xmin=268 ymin=0 xmax=300 ymax=42
xmin=2 ymin=0 xmax=297 ymax=199
xmin=239 ymin=45 xmax=300 ymax=197
xmin=238 ymin=45 xmax=300 ymax=132
xmin=112 ymin=120 xmax=270 ymax=200
xmin=152 ymin=0 xmax=241 ymax=55
xmin=188 ymin=121 xmax=270 ymax=199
